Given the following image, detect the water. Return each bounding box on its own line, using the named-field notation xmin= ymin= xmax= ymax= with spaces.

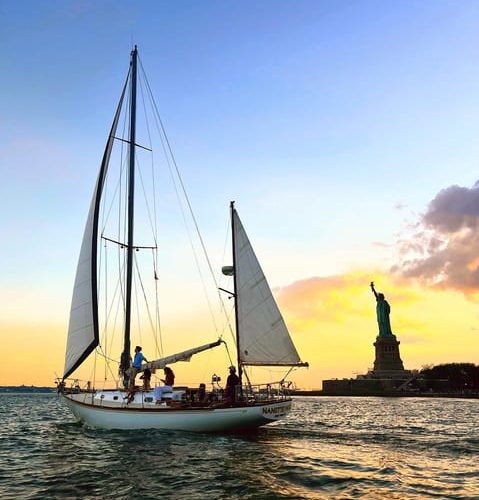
xmin=0 ymin=395 xmax=477 ymax=499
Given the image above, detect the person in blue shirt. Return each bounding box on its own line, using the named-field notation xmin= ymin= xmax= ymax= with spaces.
xmin=129 ymin=346 xmax=148 ymax=390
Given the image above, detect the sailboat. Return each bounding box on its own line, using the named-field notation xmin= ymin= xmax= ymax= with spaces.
xmin=59 ymin=47 xmax=308 ymax=431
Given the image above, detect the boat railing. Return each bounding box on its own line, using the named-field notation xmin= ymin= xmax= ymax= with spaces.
xmin=238 ymin=381 xmax=292 ymax=403
xmin=55 ymin=377 xmax=94 ymax=394
xmin=57 ymin=376 xmax=293 ymax=407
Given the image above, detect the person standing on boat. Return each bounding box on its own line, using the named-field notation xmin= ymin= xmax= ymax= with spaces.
xmin=224 ymin=366 xmax=240 ymax=403
xmin=129 ymin=346 xmax=148 ymax=389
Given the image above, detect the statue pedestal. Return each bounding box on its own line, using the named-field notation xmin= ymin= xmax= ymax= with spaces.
xmin=321 ymin=330 xmax=416 ymax=393
xmin=371 ymin=335 xmax=409 ymax=378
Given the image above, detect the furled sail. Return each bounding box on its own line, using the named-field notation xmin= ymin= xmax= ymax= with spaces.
xmin=63 ymin=76 xmax=129 ymax=380
xmin=233 ymin=209 xmax=307 ymax=366
xmin=141 ymin=339 xmax=224 ymax=372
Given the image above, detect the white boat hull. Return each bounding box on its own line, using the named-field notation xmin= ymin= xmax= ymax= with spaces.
xmin=62 ymin=393 xmax=292 ymax=432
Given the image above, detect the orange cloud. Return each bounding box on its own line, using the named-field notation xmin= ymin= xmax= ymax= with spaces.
xmin=276 ymin=272 xmax=420 ymax=330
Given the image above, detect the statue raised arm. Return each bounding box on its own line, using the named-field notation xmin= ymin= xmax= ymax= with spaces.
xmin=370 ymin=282 xmax=393 ymax=337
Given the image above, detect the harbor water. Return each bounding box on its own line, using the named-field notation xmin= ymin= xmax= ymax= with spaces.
xmin=0 ymin=394 xmax=477 ymax=499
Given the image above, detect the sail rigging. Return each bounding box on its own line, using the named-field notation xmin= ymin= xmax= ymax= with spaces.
xmin=60 ymin=47 xmax=307 ymax=433
xmin=63 ymin=47 xmax=227 ymax=383
xmin=63 ymin=46 xmax=306 ymax=401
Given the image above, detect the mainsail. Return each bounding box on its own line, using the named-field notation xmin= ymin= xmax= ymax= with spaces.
xmin=63 ymin=76 xmax=129 ymax=380
xmin=232 ymin=208 xmax=307 ymax=366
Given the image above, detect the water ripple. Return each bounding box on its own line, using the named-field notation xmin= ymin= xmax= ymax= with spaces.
xmin=0 ymin=394 xmax=478 ymax=499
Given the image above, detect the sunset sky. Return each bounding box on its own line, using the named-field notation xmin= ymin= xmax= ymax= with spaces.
xmin=1 ymin=1 xmax=479 ymax=389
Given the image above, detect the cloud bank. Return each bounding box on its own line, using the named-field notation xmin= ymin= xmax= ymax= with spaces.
xmin=394 ymin=181 xmax=479 ymax=292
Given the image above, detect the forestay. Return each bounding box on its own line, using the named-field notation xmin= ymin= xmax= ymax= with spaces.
xmin=233 ymin=210 xmax=305 ymax=366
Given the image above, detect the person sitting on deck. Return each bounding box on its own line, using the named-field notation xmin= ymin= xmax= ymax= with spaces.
xmin=140 ymin=368 xmax=152 ymax=391
xmin=154 ymin=366 xmax=175 ymax=402
xmin=161 ymin=366 xmax=175 ymax=387
xmin=224 ymin=366 xmax=240 ymax=404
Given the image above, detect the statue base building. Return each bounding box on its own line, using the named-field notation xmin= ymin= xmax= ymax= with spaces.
xmin=369 ymin=334 xmax=410 ymax=378
xmin=322 ymin=332 xmax=413 ymax=395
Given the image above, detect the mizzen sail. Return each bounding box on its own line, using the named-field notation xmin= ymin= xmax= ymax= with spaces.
xmin=233 ymin=209 xmax=306 ymax=366
xmin=63 ymin=76 xmax=129 ymax=380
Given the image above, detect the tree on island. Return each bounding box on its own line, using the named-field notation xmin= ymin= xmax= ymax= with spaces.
xmin=420 ymin=363 xmax=479 ymax=390
xmin=0 ymin=386 xmax=55 ymax=393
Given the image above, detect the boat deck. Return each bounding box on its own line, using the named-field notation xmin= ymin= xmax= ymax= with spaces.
xmin=64 ymin=387 xmax=290 ymax=411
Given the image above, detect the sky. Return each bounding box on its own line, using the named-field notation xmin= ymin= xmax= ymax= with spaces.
xmin=1 ymin=0 xmax=479 ymax=389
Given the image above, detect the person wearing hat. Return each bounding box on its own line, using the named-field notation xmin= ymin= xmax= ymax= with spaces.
xmin=224 ymin=365 xmax=240 ymax=403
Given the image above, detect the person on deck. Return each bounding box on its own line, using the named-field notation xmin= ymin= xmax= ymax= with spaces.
xmin=129 ymin=346 xmax=148 ymax=389
xmin=161 ymin=366 xmax=175 ymax=387
xmin=154 ymin=367 xmax=175 ymax=402
xmin=197 ymin=383 xmax=206 ymax=402
xmin=224 ymin=366 xmax=240 ymax=403
xmin=140 ymin=368 xmax=152 ymax=391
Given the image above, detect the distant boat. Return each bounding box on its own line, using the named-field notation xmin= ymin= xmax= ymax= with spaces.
xmin=59 ymin=46 xmax=308 ymax=431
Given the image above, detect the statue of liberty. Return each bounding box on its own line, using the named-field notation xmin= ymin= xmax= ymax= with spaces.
xmin=370 ymin=282 xmax=393 ymax=337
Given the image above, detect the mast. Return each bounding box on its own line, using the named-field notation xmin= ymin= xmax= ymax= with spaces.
xmin=120 ymin=45 xmax=138 ymax=385
xmin=230 ymin=201 xmax=243 ymax=387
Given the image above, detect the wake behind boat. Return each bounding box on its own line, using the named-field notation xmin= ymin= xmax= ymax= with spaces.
xmin=58 ymin=46 xmax=308 ymax=431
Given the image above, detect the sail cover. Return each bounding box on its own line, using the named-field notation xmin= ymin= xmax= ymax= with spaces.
xmin=141 ymin=339 xmax=223 ymax=372
xmin=63 ymin=76 xmax=129 ymax=379
xmin=233 ymin=209 xmax=305 ymax=366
